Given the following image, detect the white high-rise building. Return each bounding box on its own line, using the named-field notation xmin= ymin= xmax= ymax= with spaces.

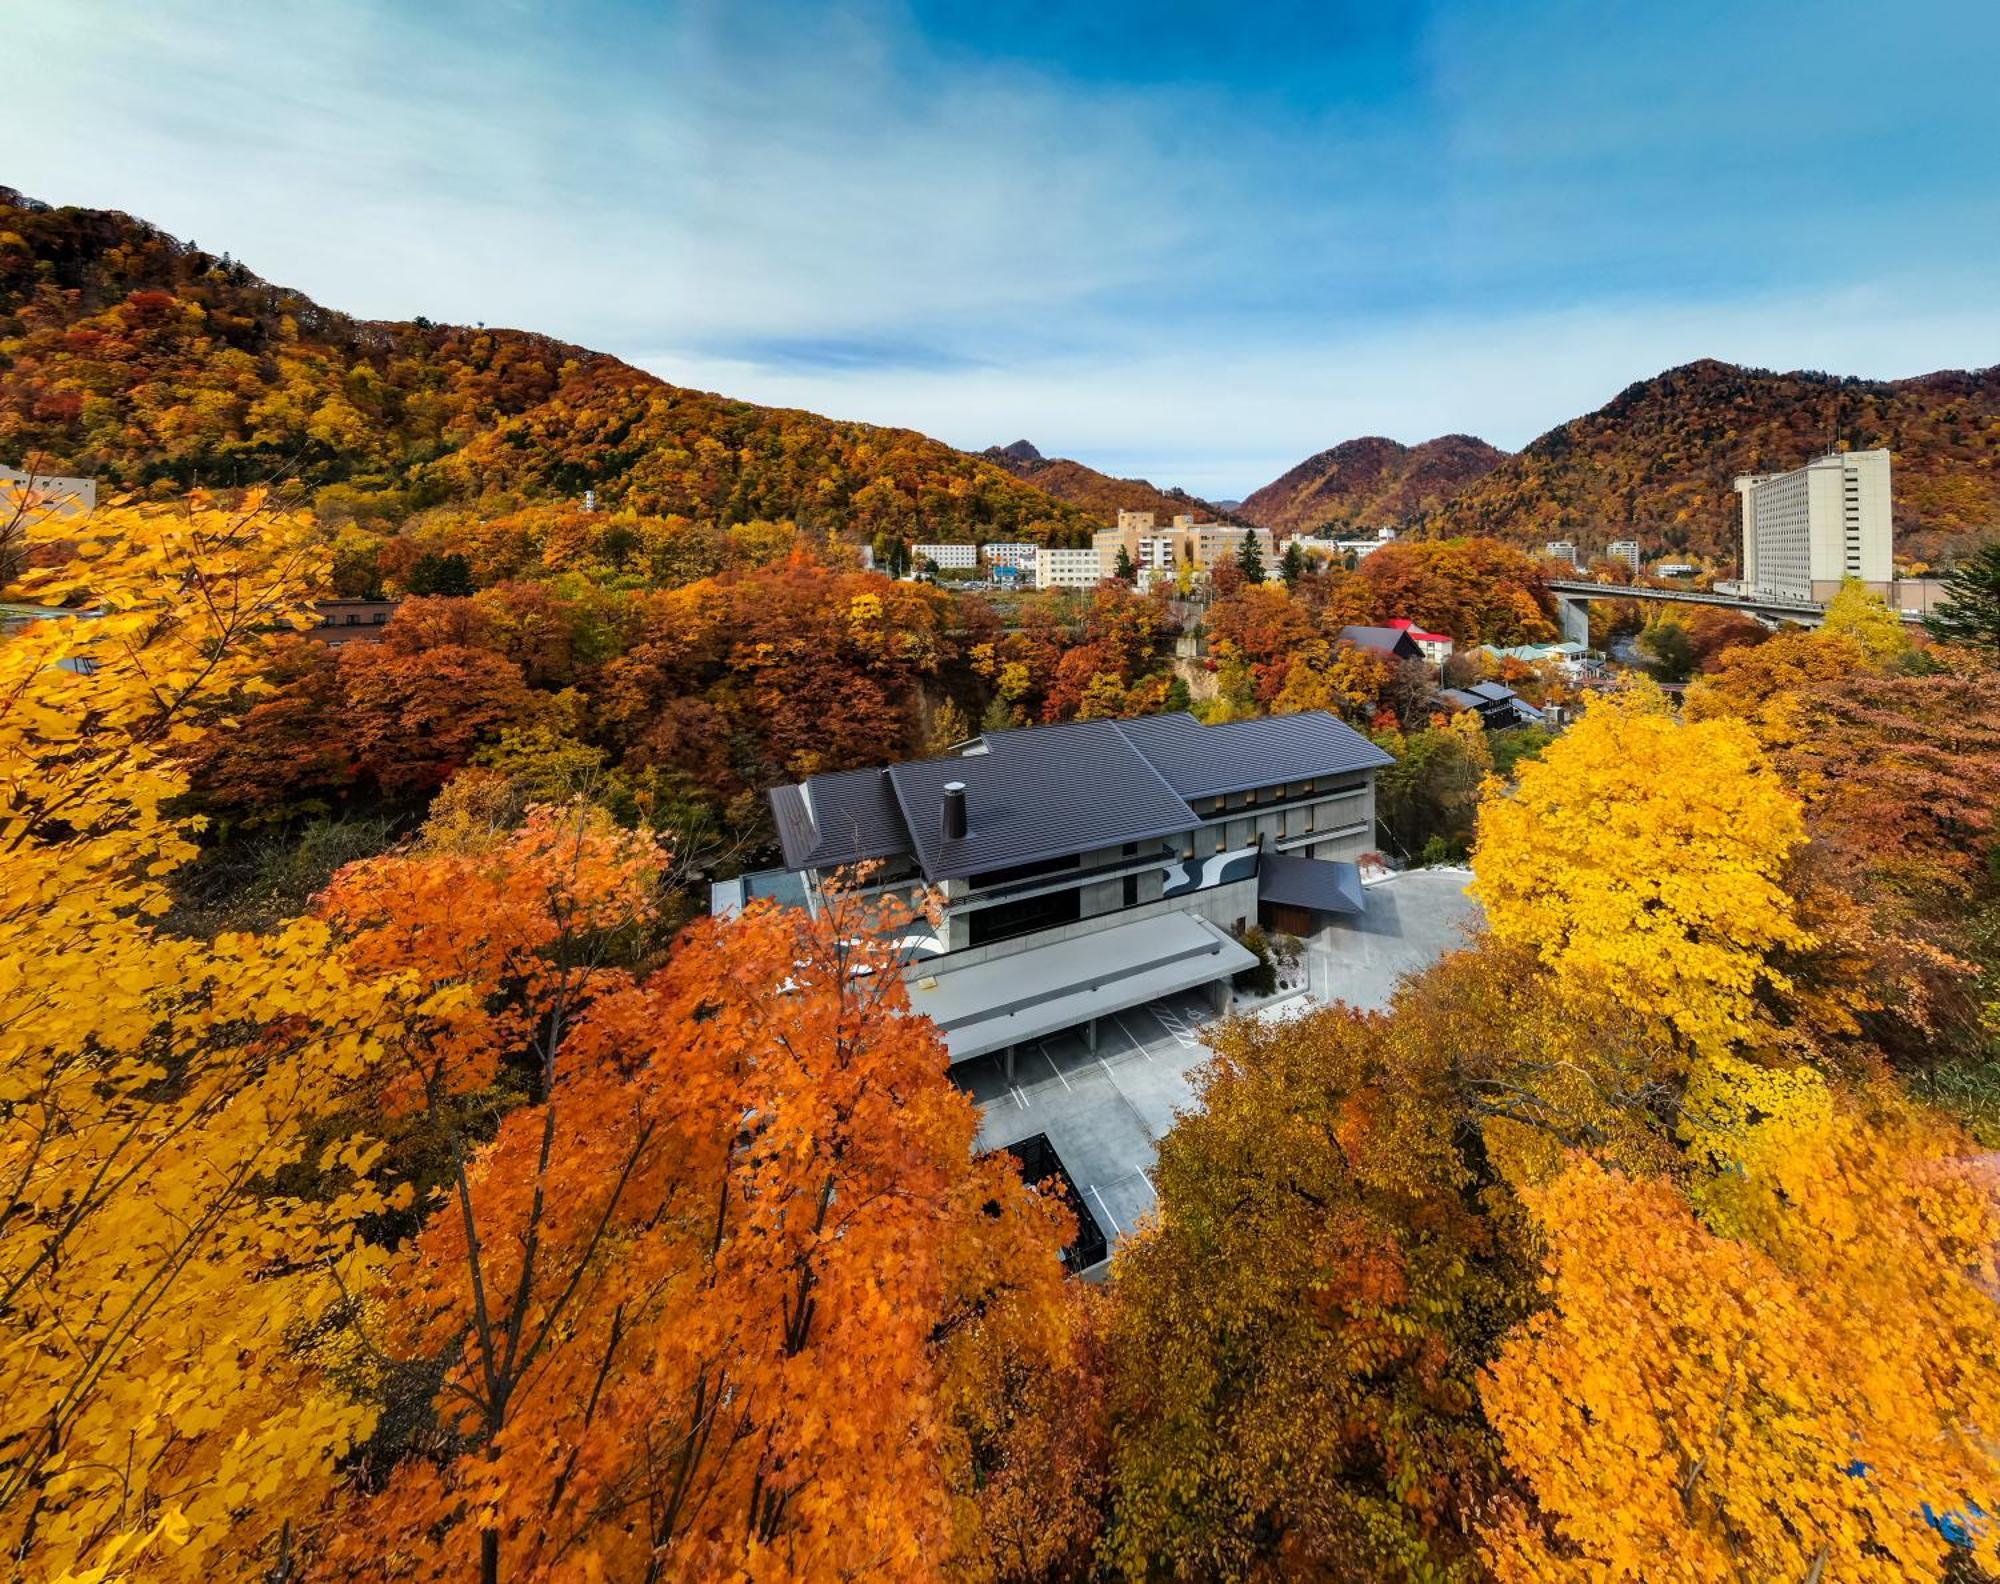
xmin=1734 ymin=449 xmax=1892 ymax=603
xmin=1606 ymin=540 xmax=1642 ymax=571
xmin=1544 ymin=540 xmax=1578 ymax=569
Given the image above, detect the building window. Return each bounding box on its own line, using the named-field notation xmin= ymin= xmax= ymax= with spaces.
xmin=968 ymin=888 xmax=1081 ymax=948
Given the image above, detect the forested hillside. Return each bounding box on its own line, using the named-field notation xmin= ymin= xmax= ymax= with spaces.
xmin=1238 ymin=433 xmax=1507 ymax=534
xmin=0 ymin=189 xmax=1097 ymax=542
xmin=981 ymin=438 xmax=1245 ymax=524
xmin=1428 ymin=358 xmax=2000 ymax=566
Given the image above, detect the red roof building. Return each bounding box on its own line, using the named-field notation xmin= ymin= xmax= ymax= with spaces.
xmin=1382 ymin=618 xmax=1453 ymax=665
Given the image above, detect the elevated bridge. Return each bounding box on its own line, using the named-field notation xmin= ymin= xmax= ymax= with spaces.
xmin=1542 ymin=578 xmax=1928 ymax=645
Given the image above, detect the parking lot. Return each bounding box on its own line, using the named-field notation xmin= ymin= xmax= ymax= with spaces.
xmin=953 ymin=986 xmax=1221 ymax=1262
xmin=952 ymin=868 xmax=1487 ymax=1267
xmin=1304 ymin=867 xmax=1482 ymax=1010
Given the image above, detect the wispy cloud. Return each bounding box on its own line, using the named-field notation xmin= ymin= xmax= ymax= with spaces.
xmin=10 ymin=0 xmax=1999 ymax=496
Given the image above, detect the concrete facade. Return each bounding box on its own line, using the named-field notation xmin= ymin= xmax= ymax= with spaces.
xmin=980 ymin=541 xmax=1039 ymax=571
xmin=1734 ymin=448 xmax=1892 ymax=602
xmin=1035 ymin=545 xmax=1106 ymax=589
xmin=913 ymin=541 xmax=978 ymax=570
xmin=906 ymin=772 xmax=1375 ymax=979
xmin=1607 ymin=540 xmax=1642 ymax=570
xmin=1093 ymin=514 xmax=1273 ymax=574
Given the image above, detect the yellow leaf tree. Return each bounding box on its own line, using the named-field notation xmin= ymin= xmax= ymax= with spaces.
xmin=1482 ymin=1118 xmax=2000 ymax=1584
xmin=1470 ymin=682 xmax=1810 ymax=1053
xmin=0 ymin=495 xmax=394 ymax=1581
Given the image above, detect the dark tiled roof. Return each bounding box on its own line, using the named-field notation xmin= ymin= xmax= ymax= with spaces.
xmin=1337 ymin=624 xmax=1424 ymax=658
xmin=771 ymin=767 xmax=912 ymax=870
xmin=1113 ymin=711 xmax=1393 ymax=800
xmin=888 ymin=719 xmax=1197 ymax=881
xmin=768 ymin=710 xmax=1398 ymax=882
xmin=1439 ymin=687 xmax=1486 ymax=712
xmin=1258 ymin=853 xmax=1367 ymax=916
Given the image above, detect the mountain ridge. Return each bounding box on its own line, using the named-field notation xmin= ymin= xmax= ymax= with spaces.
xmin=1423 ymin=357 xmax=2000 ymax=566
xmin=1237 ymin=433 xmax=1508 ymax=535
xmin=979 ymin=442 xmax=1246 ymax=525
xmin=0 ymin=187 xmax=1101 ymax=544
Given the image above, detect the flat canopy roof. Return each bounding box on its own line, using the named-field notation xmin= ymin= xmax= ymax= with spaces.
xmin=1258 ymin=853 xmax=1367 ymax=916
xmin=905 ymin=910 xmax=1257 ymax=1062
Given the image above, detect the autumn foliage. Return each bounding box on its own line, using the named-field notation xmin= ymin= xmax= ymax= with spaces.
xmin=6 ymin=452 xmax=2000 ymax=1583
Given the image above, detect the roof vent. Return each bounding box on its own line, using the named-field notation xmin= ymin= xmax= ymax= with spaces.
xmin=942 ymin=780 xmax=968 ymax=841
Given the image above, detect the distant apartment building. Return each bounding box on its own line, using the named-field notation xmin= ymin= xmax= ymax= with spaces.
xmin=1035 ymin=546 xmax=1106 ymax=590
xmin=2 ymin=464 xmax=96 ymax=517
xmin=913 ymin=542 xmax=978 ymax=571
xmin=1330 ymin=527 xmax=1398 ymax=561
xmin=310 ymin=598 xmax=401 ymax=645
xmin=1733 ymin=448 xmax=1892 ymax=603
xmin=1095 ymin=511 xmax=1274 ymax=574
xmin=1544 ymin=539 xmax=1579 ymax=568
xmin=1194 ymin=524 xmax=1276 ymax=569
xmin=1606 ymin=540 xmax=1642 ymax=571
xmin=1090 ymin=526 xmax=1176 ymax=573
xmin=980 ymin=541 xmax=1039 ymax=572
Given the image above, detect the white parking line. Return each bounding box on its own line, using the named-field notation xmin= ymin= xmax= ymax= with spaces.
xmin=1010 ymin=1085 xmax=1030 ymax=1109
xmin=1148 ymin=1004 xmax=1199 ymax=1050
xmin=1038 ymin=1043 xmax=1072 ymax=1091
xmin=1110 ymin=1012 xmax=1154 ymax=1062
xmin=1088 ymin=1183 xmax=1124 ymax=1238
xmin=1136 ymin=1167 xmax=1157 ymax=1201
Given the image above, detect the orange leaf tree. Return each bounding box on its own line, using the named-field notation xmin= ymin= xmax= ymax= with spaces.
xmin=325 ymin=881 xmax=1074 ymax=1583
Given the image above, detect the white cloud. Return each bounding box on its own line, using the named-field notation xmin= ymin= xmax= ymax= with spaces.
xmin=5 ymin=0 xmax=1207 ymax=345
xmin=7 ymin=1 xmax=1997 ymax=501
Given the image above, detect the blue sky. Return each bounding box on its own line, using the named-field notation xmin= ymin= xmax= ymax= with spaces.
xmin=12 ymin=0 xmax=2000 ymax=497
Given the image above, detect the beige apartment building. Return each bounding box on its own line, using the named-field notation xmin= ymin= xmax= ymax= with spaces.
xmin=1093 ymin=511 xmax=1275 ymax=574
xmin=1734 ymin=448 xmax=1893 ymax=603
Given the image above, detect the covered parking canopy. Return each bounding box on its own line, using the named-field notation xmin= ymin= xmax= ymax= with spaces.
xmin=905 ymin=911 xmax=1256 ymax=1063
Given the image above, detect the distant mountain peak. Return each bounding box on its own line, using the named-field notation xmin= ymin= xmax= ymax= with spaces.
xmin=1238 ymin=433 xmax=1508 ymax=534
xmin=979 ymin=441 xmax=1244 ymax=524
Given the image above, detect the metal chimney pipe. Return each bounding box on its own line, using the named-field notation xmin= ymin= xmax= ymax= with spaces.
xmin=942 ymin=780 xmax=968 ymax=841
